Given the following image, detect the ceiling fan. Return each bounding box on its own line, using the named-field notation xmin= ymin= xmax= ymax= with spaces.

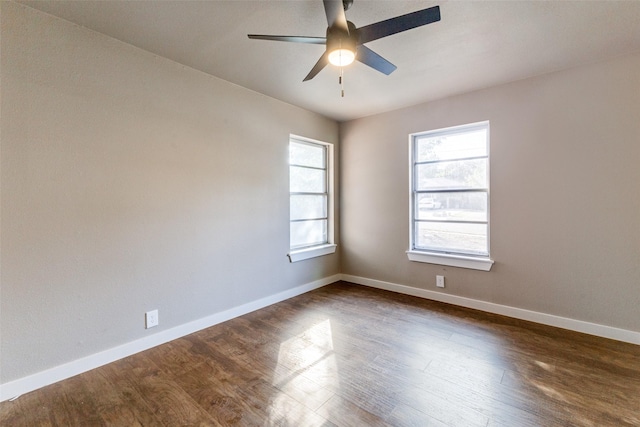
xmin=248 ymin=0 xmax=441 ymax=82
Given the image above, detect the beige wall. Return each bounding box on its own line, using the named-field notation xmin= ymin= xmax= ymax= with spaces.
xmin=3 ymin=0 xmax=640 ymax=392
xmin=340 ymin=51 xmax=640 ymax=332
xmin=0 ymin=2 xmax=339 ymax=383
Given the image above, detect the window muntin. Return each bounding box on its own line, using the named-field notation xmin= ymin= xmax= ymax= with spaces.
xmin=289 ymin=166 xmax=326 ymax=193
xmin=290 ymin=194 xmax=327 ymax=221
xmin=411 ymin=122 xmax=490 ymax=258
xmin=289 ymin=138 xmax=331 ymax=251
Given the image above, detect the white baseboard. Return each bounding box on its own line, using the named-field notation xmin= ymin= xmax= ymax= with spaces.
xmin=4 ymin=272 xmax=637 ymax=402
xmin=0 ymin=274 xmax=341 ymax=402
xmin=341 ymin=274 xmax=640 ymax=346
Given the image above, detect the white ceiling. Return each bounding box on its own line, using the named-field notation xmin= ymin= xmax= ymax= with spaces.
xmin=19 ymin=0 xmax=640 ymax=122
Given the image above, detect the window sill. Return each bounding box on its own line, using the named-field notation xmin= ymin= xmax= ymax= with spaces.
xmin=288 ymin=244 xmax=337 ymax=263
xmin=406 ymin=250 xmax=494 ymax=271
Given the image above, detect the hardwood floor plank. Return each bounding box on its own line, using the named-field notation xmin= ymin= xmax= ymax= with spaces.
xmin=396 ymin=384 xmax=489 ymax=427
xmin=272 ymin=370 xmax=335 ymax=411
xmin=502 ymin=364 xmax=640 ymax=426
xmin=96 ymin=362 xmax=167 ymax=426
xmin=386 ymin=403 xmax=450 ymax=427
xmin=80 ymin=369 xmax=149 ymax=427
xmin=0 ymin=390 xmax=55 ymax=426
xmin=235 ymin=378 xmax=336 ymax=427
xmin=316 ymin=394 xmax=390 ymax=427
xmin=47 ymin=378 xmax=105 ymax=427
xmin=132 ymin=374 xmax=219 ymax=426
xmin=106 ymin=355 xmax=220 ymax=426
xmin=171 ymin=361 xmax=268 ymax=426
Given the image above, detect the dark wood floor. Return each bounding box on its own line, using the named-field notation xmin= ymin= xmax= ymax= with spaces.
xmin=1 ymin=281 xmax=639 ymax=426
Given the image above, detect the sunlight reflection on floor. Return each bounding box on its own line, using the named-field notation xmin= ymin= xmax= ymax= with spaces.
xmin=269 ymin=319 xmax=339 ymax=425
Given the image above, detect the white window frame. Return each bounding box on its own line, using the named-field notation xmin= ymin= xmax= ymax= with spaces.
xmin=407 ymin=122 xmax=494 ymax=271
xmin=288 ymin=135 xmax=336 ymax=262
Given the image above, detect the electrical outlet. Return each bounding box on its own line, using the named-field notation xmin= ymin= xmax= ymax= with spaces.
xmin=436 ymin=275 xmax=445 ymax=288
xmin=145 ymin=310 xmax=159 ymax=329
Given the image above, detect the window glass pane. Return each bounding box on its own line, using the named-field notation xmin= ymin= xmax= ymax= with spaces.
xmin=290 ymin=141 xmax=325 ymax=168
xmin=291 ymin=194 xmax=327 ymax=221
xmin=416 ymin=158 xmax=487 ymax=191
xmin=416 ymin=128 xmax=487 ymax=162
xmin=290 ymin=220 xmax=327 ymax=249
xmin=415 ymin=222 xmax=488 ymax=255
xmin=416 ymin=192 xmax=487 ymax=222
xmin=290 ymin=166 xmax=326 ymax=193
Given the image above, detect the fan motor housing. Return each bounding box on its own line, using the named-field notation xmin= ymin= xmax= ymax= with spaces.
xmin=326 ymin=22 xmax=357 ymax=56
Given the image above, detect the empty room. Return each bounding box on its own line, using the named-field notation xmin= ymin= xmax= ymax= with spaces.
xmin=1 ymin=1 xmax=639 ymax=426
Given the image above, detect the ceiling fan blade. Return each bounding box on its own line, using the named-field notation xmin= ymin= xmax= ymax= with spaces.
xmin=303 ymin=52 xmax=330 ymax=81
xmin=248 ymin=35 xmax=327 ymax=45
xmin=323 ymin=0 xmax=349 ymax=33
xmin=356 ymin=45 xmax=397 ymax=75
xmin=356 ymin=5 xmax=440 ymax=44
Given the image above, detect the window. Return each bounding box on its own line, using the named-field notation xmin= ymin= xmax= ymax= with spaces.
xmin=288 ymin=136 xmax=336 ymax=262
xmin=408 ymin=122 xmax=494 ymax=271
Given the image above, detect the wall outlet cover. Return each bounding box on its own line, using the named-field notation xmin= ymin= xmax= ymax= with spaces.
xmin=145 ymin=310 xmax=159 ymax=329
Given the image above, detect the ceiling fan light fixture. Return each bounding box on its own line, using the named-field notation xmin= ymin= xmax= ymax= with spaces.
xmin=248 ymin=1 xmax=442 ymax=81
xmin=328 ymin=48 xmax=355 ymax=66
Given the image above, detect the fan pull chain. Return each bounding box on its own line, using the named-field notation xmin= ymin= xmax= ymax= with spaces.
xmin=339 ymin=67 xmax=345 ymax=97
